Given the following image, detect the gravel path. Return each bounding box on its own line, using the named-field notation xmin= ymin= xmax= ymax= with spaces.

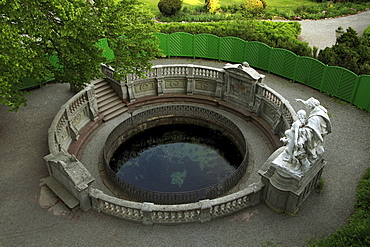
xmin=298 ymin=10 xmax=370 ymax=50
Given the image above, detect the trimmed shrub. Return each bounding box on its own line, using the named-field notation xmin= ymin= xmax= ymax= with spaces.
xmin=158 ymin=0 xmax=182 ymax=16
xmin=157 ymin=21 xmax=312 ymax=56
xmin=363 ymin=25 xmax=370 ymax=40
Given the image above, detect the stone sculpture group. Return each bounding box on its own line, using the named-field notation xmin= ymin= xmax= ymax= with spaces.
xmin=278 ymin=97 xmax=331 ymax=173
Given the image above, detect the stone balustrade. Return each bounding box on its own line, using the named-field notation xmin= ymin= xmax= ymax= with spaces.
xmin=89 ymin=181 xmax=263 ymax=225
xmin=47 ymin=84 xmax=99 ymax=154
xmin=45 ymin=62 xmax=299 ymax=222
xmin=45 ymin=84 xmax=98 ymax=211
xmin=101 ymin=63 xmax=296 ymax=137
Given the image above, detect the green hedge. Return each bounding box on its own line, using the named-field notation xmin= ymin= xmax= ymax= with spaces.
xmin=363 ymin=25 xmax=370 ymax=40
xmin=157 ymin=21 xmax=312 ymax=57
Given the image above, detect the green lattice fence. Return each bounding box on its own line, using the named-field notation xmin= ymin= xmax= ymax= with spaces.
xmin=155 ymin=33 xmax=169 ymax=57
xmin=168 ymin=32 xmax=194 ymax=57
xmin=322 ymin=66 xmax=358 ymax=102
xmin=294 ymin=57 xmax=327 ymax=90
xmin=219 ymin=37 xmax=246 ymax=63
xmin=194 ymin=34 xmax=220 ymax=60
xmin=269 ymin=48 xmax=297 ymax=80
xmin=352 ymin=75 xmax=370 ymax=110
xmin=245 ymin=41 xmax=271 ymax=71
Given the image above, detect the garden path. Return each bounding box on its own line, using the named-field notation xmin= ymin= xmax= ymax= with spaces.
xmin=298 ymin=9 xmax=370 ymax=50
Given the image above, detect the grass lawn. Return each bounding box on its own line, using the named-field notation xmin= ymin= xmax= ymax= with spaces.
xmin=141 ymin=0 xmax=317 ymax=16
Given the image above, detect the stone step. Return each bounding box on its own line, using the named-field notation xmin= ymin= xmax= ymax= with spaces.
xmin=44 ymin=176 xmax=80 ymax=211
xmin=96 ymin=91 xmax=117 ymax=103
xmin=92 ymin=79 xmax=127 ymax=122
xmin=99 ymin=98 xmax=123 ymax=112
xmin=96 ymin=87 xmax=114 ymax=99
xmin=103 ymin=107 xmax=128 ymax=122
xmin=97 ymin=94 xmax=118 ymax=108
xmin=102 ymin=101 xmax=127 ymax=116
xmin=95 ymin=84 xmax=111 ymax=95
xmin=92 ymin=80 xmax=108 ymax=91
xmin=90 ymin=78 xmax=105 ymax=86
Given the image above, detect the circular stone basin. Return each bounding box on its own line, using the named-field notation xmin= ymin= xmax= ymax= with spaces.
xmin=103 ymin=105 xmax=249 ymax=204
xmin=109 ymin=124 xmax=243 ymax=193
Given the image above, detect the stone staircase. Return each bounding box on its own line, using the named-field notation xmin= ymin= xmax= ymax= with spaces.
xmin=91 ymin=79 xmax=127 ymax=122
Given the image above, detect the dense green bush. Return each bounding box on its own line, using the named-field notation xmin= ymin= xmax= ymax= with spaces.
xmin=309 ymin=167 xmax=370 ymax=246
xmin=240 ymin=0 xmax=265 ymax=17
xmin=158 ymin=0 xmax=182 ymax=16
xmin=157 ymin=21 xmax=312 ymax=56
xmin=318 ymin=27 xmax=370 ymax=75
xmin=363 ymin=26 xmax=370 ymax=40
xmin=159 ymin=12 xmax=240 ymax=22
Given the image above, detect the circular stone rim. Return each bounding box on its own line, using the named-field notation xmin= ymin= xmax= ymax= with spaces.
xmin=102 ymin=104 xmax=249 ymax=205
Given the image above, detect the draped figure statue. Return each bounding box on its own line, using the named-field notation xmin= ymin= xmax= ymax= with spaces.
xmin=280 ymin=97 xmax=331 ymax=171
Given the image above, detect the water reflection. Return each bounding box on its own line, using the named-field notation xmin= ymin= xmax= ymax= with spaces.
xmin=110 ymin=124 xmax=242 ymax=192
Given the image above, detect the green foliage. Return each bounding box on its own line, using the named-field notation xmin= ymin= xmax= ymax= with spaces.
xmin=159 ymin=11 xmax=241 ymax=22
xmin=157 ymin=21 xmax=312 ymax=56
xmin=158 ymin=0 xmax=182 ymax=16
xmin=0 ymin=0 xmax=159 ymax=111
xmin=240 ymin=0 xmax=265 ymax=17
xmin=318 ymin=27 xmax=370 ymax=75
xmin=363 ymin=26 xmax=370 ymax=40
xmin=309 ymin=167 xmax=370 ymax=247
xmin=205 ymin=0 xmax=219 ymax=13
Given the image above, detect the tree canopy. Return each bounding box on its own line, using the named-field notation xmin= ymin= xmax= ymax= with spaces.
xmin=0 ymin=0 xmax=160 ymax=111
xmin=318 ymin=27 xmax=370 ymax=75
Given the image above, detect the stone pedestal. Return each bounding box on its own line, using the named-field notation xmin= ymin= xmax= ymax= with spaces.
xmin=259 ymin=147 xmax=326 ymax=215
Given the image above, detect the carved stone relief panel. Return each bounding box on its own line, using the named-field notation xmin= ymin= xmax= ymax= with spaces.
xmin=230 ymin=77 xmax=251 ymax=97
xmin=73 ymin=108 xmax=86 ymax=126
xmin=165 ymin=79 xmax=186 ymax=89
xmin=134 ymin=82 xmax=155 ymax=93
xmin=73 ymin=107 xmax=89 ymax=130
xmin=195 ymin=80 xmax=216 ymax=92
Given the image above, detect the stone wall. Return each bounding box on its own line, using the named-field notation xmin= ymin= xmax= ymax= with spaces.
xmin=45 ymin=63 xmax=302 ymax=222
xmin=102 ymin=63 xmax=296 ymax=138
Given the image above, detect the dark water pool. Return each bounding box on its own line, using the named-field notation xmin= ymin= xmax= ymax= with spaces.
xmin=110 ymin=124 xmax=243 ymax=193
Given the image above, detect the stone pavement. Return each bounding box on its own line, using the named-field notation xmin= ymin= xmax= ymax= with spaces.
xmin=1 ymin=12 xmax=370 ymax=247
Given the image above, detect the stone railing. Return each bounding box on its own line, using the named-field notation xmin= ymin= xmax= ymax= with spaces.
xmin=44 ymin=84 xmax=99 ymax=211
xmin=101 ymin=63 xmax=297 ymax=137
xmin=47 ymin=84 xmax=99 ymax=154
xmin=45 ymin=63 xmax=299 ymax=221
xmin=90 ymin=181 xmax=263 ymax=225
